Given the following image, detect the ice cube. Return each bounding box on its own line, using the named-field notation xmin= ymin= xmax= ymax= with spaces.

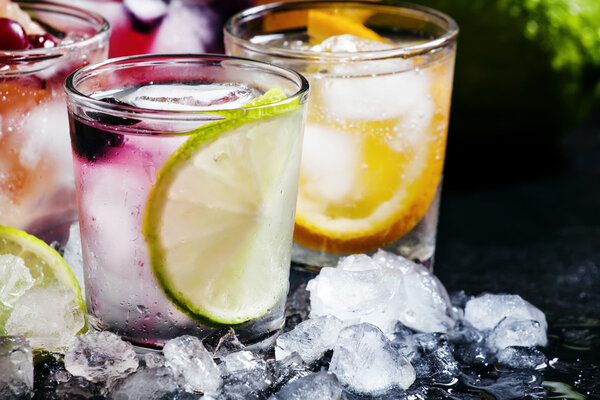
xmin=19 ymin=99 xmax=72 ymax=180
xmin=312 ymin=34 xmax=396 ymax=53
xmin=5 ymin=284 xmax=85 ymax=352
xmin=409 ymin=333 xmax=459 ymax=385
xmin=390 ymin=324 xmax=419 ymax=362
xmin=144 ymin=352 xmax=166 ymax=369
xmin=311 ymin=55 xmax=433 ymax=131
xmin=163 ymin=335 xmax=221 ymax=395
xmin=300 ymin=124 xmax=360 ymax=202
xmin=0 ymin=254 xmax=34 ymax=311
xmin=62 ymin=221 xmax=85 ymax=296
xmin=464 ymin=293 xmax=547 ymax=332
xmin=109 ymin=366 xmax=181 ymax=400
xmin=307 ymin=250 xmax=453 ymax=336
xmin=373 ymin=251 xmax=453 ymax=333
xmin=0 ymin=336 xmax=33 ymax=398
xmin=219 ymin=351 xmax=264 ymax=377
xmin=275 ymin=315 xmax=346 ymax=363
xmin=151 ymin=0 xmax=216 ymax=54
xmin=486 ymin=318 xmax=548 ymax=351
xmin=329 ymin=323 xmax=415 ymax=395
xmin=495 ymin=346 xmax=548 ymax=370
xmin=117 ymin=83 xmax=261 ymax=111
xmin=219 ymin=351 xmax=271 ymax=397
xmin=64 ymin=331 xmax=139 ymax=383
xmin=268 ymin=371 xmax=343 ymax=400
xmin=307 ymin=256 xmax=399 ymax=335
xmin=268 ymin=353 xmax=312 ymax=392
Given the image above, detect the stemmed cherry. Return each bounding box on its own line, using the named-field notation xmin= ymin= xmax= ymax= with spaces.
xmin=0 ymin=17 xmax=56 ymax=50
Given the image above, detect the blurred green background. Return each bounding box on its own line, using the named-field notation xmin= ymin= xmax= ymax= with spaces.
xmin=403 ymin=0 xmax=600 ymax=189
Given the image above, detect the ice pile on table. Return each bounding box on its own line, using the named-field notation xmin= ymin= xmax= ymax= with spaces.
xmin=1 ymin=228 xmax=549 ymax=399
xmin=276 ymin=250 xmax=548 ymax=396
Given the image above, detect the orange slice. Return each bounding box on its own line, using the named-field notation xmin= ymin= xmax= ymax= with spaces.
xmin=294 ymin=65 xmax=452 ymax=254
xmin=263 ymin=9 xmax=308 ymax=33
xmin=262 ymin=6 xmax=382 ymax=43
xmin=307 ymin=9 xmax=385 ymax=44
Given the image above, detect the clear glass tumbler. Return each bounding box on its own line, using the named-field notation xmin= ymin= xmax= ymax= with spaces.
xmin=0 ymin=1 xmax=109 ymax=241
xmin=65 ymin=54 xmax=309 ymax=348
xmin=225 ymin=0 xmax=458 ymax=269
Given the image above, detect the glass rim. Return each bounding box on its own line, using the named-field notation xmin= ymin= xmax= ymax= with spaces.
xmin=224 ymin=0 xmax=459 ymax=61
xmin=64 ymin=53 xmax=311 ymax=120
xmin=0 ymin=0 xmax=109 ymax=64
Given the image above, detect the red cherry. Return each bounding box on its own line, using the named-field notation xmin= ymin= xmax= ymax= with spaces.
xmin=28 ymin=33 xmax=57 ymax=49
xmin=0 ymin=18 xmax=30 ymax=50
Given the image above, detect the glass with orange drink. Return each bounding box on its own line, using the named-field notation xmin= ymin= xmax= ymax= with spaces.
xmin=225 ymin=0 xmax=458 ymax=268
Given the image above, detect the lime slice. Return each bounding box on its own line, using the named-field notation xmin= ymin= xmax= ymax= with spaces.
xmin=143 ymin=89 xmax=303 ymax=325
xmin=0 ymin=225 xmax=86 ymax=352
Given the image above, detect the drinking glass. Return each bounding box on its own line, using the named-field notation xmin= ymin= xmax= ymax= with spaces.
xmin=65 ymin=54 xmax=309 ymax=348
xmin=225 ymin=0 xmax=458 ymax=269
xmin=0 ymin=1 xmax=109 ymax=241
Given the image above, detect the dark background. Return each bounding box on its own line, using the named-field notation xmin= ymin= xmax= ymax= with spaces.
xmin=433 ymin=104 xmax=600 ymax=396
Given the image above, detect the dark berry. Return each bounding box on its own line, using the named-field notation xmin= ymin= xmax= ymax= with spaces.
xmin=69 ymin=116 xmax=124 ymax=163
xmin=28 ymin=33 xmax=57 ymax=49
xmin=86 ymin=97 xmax=140 ymax=126
xmin=0 ymin=18 xmax=30 ymax=50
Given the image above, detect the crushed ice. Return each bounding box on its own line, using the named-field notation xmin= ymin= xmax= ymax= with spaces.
xmin=12 ymin=249 xmax=551 ymax=398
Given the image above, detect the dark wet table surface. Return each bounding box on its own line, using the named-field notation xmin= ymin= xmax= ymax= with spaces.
xmin=433 ymin=109 xmax=600 ymax=397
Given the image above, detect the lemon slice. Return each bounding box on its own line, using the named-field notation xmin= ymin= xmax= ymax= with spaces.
xmin=0 ymin=225 xmax=86 ymax=352
xmin=143 ymin=90 xmax=303 ymax=325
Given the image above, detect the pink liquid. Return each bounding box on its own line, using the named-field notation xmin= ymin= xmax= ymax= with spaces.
xmin=62 ymin=0 xmax=254 ymax=57
xmin=70 ymin=113 xmax=288 ymax=347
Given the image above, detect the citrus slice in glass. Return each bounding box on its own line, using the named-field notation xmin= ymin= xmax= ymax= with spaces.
xmin=294 ymin=118 xmax=446 ymax=254
xmin=307 ymin=9 xmax=385 ymax=44
xmin=0 ymin=225 xmax=86 ymax=352
xmin=143 ymin=89 xmax=303 ymax=325
xmin=293 ymin=51 xmax=455 ymax=257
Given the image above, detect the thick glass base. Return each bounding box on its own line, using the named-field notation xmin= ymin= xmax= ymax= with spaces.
xmin=86 ymin=293 xmax=287 ymax=351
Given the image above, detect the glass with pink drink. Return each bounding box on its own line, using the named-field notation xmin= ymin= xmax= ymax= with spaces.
xmin=65 ymin=54 xmax=308 ymax=348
